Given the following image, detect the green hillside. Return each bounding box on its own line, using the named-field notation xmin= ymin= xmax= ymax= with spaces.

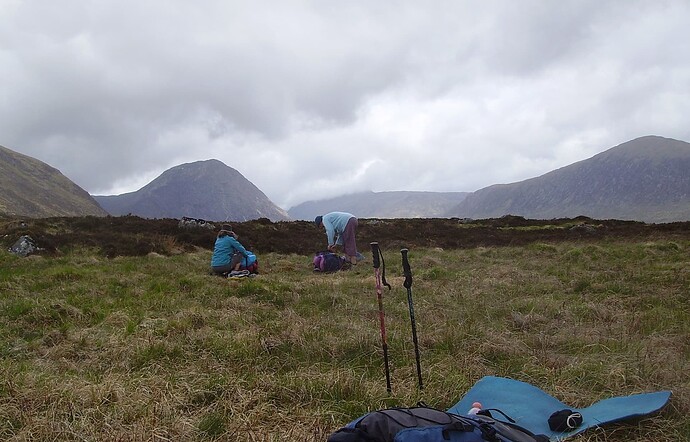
xmin=0 ymin=145 xmax=107 ymax=218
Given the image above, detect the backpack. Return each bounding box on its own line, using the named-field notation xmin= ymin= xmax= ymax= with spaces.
xmin=313 ymin=251 xmax=346 ymax=273
xmin=240 ymin=252 xmax=259 ymax=274
xmin=327 ymin=406 xmax=549 ymax=442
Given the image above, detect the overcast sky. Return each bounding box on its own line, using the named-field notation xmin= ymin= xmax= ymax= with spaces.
xmin=1 ymin=1 xmax=689 ymax=209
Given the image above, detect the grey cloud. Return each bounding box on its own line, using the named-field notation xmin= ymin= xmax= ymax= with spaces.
xmin=1 ymin=1 xmax=689 ymax=207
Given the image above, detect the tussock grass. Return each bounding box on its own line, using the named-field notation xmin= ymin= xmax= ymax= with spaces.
xmin=1 ymin=239 xmax=688 ymax=441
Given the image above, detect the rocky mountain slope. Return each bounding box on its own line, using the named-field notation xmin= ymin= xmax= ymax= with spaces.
xmin=0 ymin=145 xmax=108 ymax=218
xmin=288 ymin=191 xmax=469 ymax=220
xmin=4 ymin=135 xmax=689 ymax=223
xmin=446 ymin=136 xmax=690 ymax=223
xmin=94 ymin=159 xmax=289 ymax=222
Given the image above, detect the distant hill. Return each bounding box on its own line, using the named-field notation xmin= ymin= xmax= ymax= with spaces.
xmin=94 ymin=159 xmax=289 ymax=222
xmin=446 ymin=135 xmax=690 ymax=223
xmin=0 ymin=145 xmax=108 ymax=218
xmin=288 ymin=190 xmax=469 ymax=220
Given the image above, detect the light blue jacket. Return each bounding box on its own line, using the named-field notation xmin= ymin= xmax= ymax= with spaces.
xmin=322 ymin=211 xmax=355 ymax=246
xmin=211 ymin=234 xmax=249 ymax=267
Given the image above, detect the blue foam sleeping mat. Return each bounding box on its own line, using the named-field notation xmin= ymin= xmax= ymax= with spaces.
xmin=447 ymin=376 xmax=671 ymax=441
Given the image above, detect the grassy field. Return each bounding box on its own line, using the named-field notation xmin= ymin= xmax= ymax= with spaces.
xmin=1 ymin=238 xmax=688 ymax=441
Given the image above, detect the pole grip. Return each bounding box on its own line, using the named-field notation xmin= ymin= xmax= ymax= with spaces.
xmin=370 ymin=242 xmax=381 ymax=269
xmin=401 ymin=248 xmax=413 ymax=289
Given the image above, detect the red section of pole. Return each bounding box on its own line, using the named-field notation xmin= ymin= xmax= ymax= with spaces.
xmin=371 ymin=242 xmax=392 ymax=394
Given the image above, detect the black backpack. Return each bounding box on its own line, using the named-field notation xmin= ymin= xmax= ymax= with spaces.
xmin=313 ymin=251 xmax=347 ymax=272
xmin=327 ymin=406 xmax=549 ymax=442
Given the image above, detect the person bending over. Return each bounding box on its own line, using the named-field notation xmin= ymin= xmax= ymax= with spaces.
xmin=315 ymin=212 xmax=364 ymax=265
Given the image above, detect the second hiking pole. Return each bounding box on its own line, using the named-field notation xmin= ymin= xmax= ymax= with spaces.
xmin=401 ymin=248 xmax=423 ymax=390
xmin=371 ymin=241 xmax=392 ymax=394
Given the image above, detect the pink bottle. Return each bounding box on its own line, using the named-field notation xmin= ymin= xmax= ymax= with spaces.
xmin=468 ymin=401 xmax=482 ymax=415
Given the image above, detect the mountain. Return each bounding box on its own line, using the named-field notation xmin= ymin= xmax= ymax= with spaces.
xmin=288 ymin=190 xmax=469 ymax=220
xmin=446 ymin=135 xmax=690 ymax=223
xmin=0 ymin=145 xmax=108 ymax=218
xmin=94 ymin=159 xmax=289 ymax=222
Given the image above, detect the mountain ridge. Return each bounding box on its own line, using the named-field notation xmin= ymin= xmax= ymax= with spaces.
xmin=94 ymin=159 xmax=290 ymax=222
xmin=3 ymin=135 xmax=689 ymax=223
xmin=446 ymin=135 xmax=690 ymax=223
xmin=288 ymin=190 xmax=469 ymax=220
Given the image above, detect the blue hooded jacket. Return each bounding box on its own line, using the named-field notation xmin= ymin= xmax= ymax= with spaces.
xmin=211 ymin=234 xmax=249 ymax=267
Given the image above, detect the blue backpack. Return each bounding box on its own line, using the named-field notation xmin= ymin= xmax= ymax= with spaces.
xmin=240 ymin=251 xmax=258 ymax=274
xmin=327 ymin=406 xmax=549 ymax=442
xmin=313 ymin=251 xmax=346 ymax=273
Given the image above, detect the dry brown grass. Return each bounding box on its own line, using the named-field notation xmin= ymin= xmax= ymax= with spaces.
xmin=0 ymin=236 xmax=688 ymax=441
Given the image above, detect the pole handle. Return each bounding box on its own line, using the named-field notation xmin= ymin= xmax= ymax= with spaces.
xmin=401 ymin=248 xmax=413 ymax=289
xmin=370 ymin=242 xmax=381 ymax=269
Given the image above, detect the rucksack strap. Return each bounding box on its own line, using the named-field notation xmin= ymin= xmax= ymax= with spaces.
xmin=448 ymin=412 xmax=551 ymax=442
xmin=440 ymin=420 xmax=476 ymax=439
xmin=478 ymin=408 xmax=516 ymax=423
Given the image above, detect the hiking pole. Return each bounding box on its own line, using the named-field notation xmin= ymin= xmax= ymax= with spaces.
xmin=401 ymin=248 xmax=423 ymax=390
xmin=371 ymin=241 xmax=392 ymax=394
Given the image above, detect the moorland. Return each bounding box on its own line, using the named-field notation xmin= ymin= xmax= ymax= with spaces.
xmin=3 ymin=214 xmax=690 ymax=257
xmin=1 ymin=215 xmax=688 ymax=441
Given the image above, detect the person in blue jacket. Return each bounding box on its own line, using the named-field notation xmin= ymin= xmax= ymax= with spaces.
xmin=315 ymin=212 xmax=364 ymax=265
xmin=210 ymin=224 xmax=251 ymax=275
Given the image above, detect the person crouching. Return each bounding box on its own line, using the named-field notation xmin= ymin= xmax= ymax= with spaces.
xmin=210 ymin=224 xmax=250 ymax=276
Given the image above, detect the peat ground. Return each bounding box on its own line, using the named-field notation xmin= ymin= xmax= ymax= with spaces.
xmin=2 ymin=214 xmax=690 ymax=258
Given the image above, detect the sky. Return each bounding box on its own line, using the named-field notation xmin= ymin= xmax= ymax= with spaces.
xmin=1 ymin=1 xmax=689 ymax=210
